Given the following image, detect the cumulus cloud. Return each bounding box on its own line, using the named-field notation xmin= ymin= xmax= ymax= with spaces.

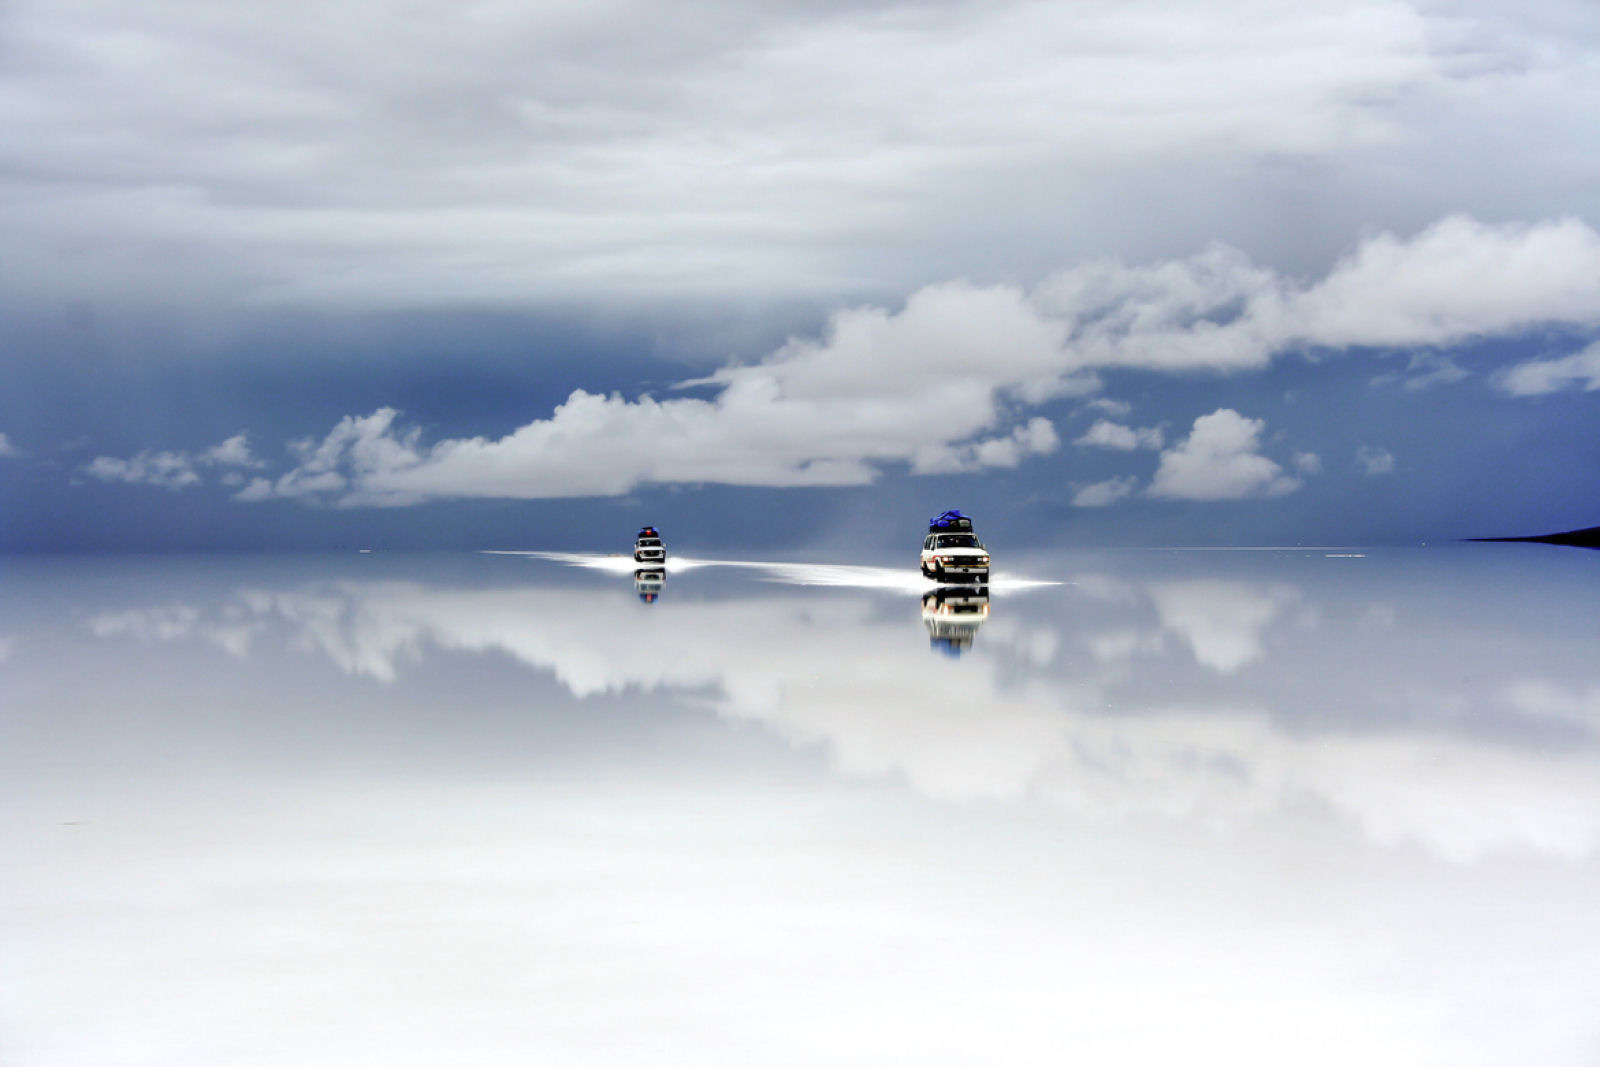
xmin=1357 ymin=446 xmax=1396 ymax=476
xmin=1074 ymin=420 xmax=1164 ymax=451
xmin=1294 ymin=451 xmax=1323 ymax=475
xmin=1498 ymin=339 xmax=1600 ymax=396
xmin=239 ymin=281 xmax=1077 ymax=503
xmin=1030 ymin=216 xmax=1600 ymax=374
xmin=913 ymin=418 xmax=1059 ymax=475
xmin=84 ymin=451 xmax=203 ymax=491
xmin=0 ymin=432 xmax=24 ymax=458
xmin=1147 ymin=410 xmax=1301 ymax=501
xmin=1072 ymin=476 xmax=1140 ymax=508
xmin=224 ymin=217 xmax=1600 ymax=504
xmin=202 ymin=433 xmax=266 ymax=469
xmin=1286 ymin=216 xmax=1600 ymax=348
xmin=85 ymin=432 xmax=264 ymax=491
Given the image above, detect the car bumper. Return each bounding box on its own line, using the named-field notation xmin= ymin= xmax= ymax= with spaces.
xmin=930 ymin=564 xmax=989 ymax=580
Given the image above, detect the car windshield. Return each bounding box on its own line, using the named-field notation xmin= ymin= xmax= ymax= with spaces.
xmin=637 ymin=538 xmax=661 ymax=547
xmin=935 ymin=534 xmax=981 ymax=549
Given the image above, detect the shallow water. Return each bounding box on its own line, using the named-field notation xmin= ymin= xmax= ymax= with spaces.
xmin=3 ymin=546 xmax=1598 ymax=1065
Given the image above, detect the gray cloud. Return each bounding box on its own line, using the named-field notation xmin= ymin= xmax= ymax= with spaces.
xmin=4 ymin=1 xmax=1599 ymax=313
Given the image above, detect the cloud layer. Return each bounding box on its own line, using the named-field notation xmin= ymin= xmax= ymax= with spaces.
xmin=186 ymin=216 xmax=1600 ymax=505
xmin=4 ymin=1 xmax=1600 ymax=310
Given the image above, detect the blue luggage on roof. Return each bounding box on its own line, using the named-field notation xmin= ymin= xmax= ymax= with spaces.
xmin=929 ymin=509 xmax=973 ymax=533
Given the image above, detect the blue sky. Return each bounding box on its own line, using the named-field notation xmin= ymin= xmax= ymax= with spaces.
xmin=3 ymin=0 xmax=1598 ymax=551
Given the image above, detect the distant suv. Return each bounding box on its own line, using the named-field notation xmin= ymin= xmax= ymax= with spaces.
xmin=633 ymin=526 xmax=666 ymax=565
xmin=920 ymin=510 xmax=989 ymax=583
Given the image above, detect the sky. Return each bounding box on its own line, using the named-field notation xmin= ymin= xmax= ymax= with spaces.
xmin=2 ymin=0 xmax=1599 ymax=551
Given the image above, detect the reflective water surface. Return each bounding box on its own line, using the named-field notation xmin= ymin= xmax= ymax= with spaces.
xmin=3 ymin=547 xmax=1597 ymax=1065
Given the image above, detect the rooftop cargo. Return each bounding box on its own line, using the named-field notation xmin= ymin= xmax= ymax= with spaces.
xmin=928 ymin=509 xmax=973 ymax=533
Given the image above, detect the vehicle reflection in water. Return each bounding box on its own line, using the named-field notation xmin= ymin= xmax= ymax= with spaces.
xmin=921 ymin=586 xmax=990 ymax=656
xmin=634 ymin=566 xmax=666 ymax=603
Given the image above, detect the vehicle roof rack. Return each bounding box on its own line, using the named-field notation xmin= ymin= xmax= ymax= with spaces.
xmin=928 ymin=509 xmax=973 ymax=533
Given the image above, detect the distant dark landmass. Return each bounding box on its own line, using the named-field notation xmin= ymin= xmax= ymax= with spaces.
xmin=1467 ymin=525 xmax=1600 ymax=549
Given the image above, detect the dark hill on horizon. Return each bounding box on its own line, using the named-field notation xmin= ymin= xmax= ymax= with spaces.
xmin=1467 ymin=525 xmax=1600 ymax=549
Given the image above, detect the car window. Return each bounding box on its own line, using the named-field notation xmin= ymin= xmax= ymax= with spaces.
xmin=936 ymin=534 xmax=979 ymax=548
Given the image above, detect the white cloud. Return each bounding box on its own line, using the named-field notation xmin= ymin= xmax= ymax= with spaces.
xmin=1031 ymin=216 xmax=1600 ymax=375
xmin=1371 ymin=351 xmax=1469 ymax=391
xmin=0 ymin=432 xmax=24 ymax=458
xmin=1083 ymin=398 xmax=1133 ymax=419
xmin=1294 ymin=451 xmax=1323 ymax=475
xmin=1504 ymin=680 xmax=1600 ymax=728
xmin=1072 ymin=476 xmax=1140 ymax=508
xmin=1074 ymin=420 xmax=1164 ymax=451
xmin=1498 ymin=339 xmax=1600 ymax=396
xmin=84 ymin=432 xmax=265 ymax=491
xmin=84 ymin=451 xmax=202 ymax=491
xmin=1147 ymin=579 xmax=1299 ymax=675
xmin=1147 ymin=410 xmax=1301 ymax=501
xmin=1287 ymin=216 xmax=1600 ymax=348
xmin=227 ymin=216 xmax=1600 ymax=504
xmin=242 ymin=282 xmax=1078 ymax=502
xmin=912 ymin=418 xmax=1059 ymax=475
xmin=1357 ymin=446 xmax=1396 ymax=476
xmin=201 ymin=433 xmax=265 ymax=469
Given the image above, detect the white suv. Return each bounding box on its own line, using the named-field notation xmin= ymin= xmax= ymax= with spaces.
xmin=920 ymin=531 xmax=990 ymax=583
xmin=633 ymin=526 xmax=666 ymax=564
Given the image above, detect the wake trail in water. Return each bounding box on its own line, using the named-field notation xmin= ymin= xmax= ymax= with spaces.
xmin=484 ymin=551 xmax=1061 ymax=592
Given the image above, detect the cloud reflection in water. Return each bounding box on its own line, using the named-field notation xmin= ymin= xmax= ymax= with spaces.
xmin=73 ymin=552 xmax=1600 ymax=863
xmin=6 ymin=549 xmax=1599 ymax=1065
